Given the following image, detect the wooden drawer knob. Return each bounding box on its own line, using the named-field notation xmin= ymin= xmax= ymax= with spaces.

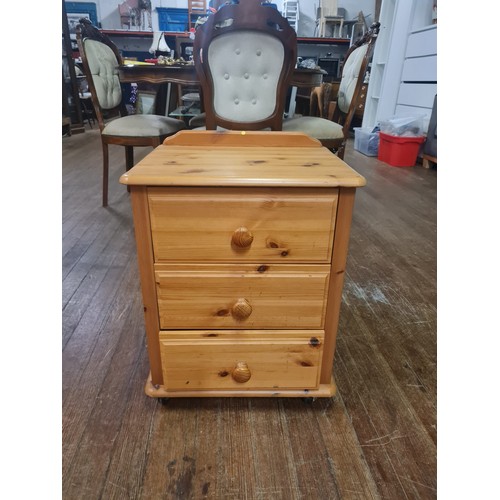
xmin=231 ymin=298 xmax=252 ymax=320
xmin=232 ymin=361 xmax=251 ymax=383
xmin=231 ymin=227 xmax=254 ymax=248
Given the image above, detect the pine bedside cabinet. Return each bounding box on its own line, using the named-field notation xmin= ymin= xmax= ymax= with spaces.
xmin=119 ymin=130 xmax=365 ymax=399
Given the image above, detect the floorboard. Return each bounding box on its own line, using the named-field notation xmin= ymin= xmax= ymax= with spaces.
xmin=62 ymin=127 xmax=437 ymax=499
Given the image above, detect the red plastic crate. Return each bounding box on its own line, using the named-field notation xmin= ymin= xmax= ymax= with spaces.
xmin=378 ymin=132 xmax=425 ymax=167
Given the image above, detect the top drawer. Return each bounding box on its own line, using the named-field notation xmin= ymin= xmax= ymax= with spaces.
xmin=148 ymin=187 xmax=338 ymax=262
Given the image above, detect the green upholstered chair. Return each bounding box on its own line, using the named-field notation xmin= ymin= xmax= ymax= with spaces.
xmin=76 ymin=19 xmax=185 ymax=206
xmin=282 ymin=22 xmax=379 ymax=159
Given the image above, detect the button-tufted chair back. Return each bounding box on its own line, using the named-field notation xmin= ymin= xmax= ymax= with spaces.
xmin=282 ymin=22 xmax=379 ymax=159
xmin=336 ymin=43 xmax=369 ymax=115
xmin=83 ymin=39 xmax=123 ymax=111
xmin=194 ymin=0 xmax=297 ymax=131
xmin=76 ymin=19 xmax=128 ymax=130
xmin=75 ymin=19 xmax=185 ymax=207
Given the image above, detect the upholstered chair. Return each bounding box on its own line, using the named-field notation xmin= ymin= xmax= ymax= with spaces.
xmin=193 ymin=0 xmax=297 ymax=131
xmin=282 ymin=22 xmax=379 ymax=159
xmin=76 ymin=19 xmax=185 ymax=206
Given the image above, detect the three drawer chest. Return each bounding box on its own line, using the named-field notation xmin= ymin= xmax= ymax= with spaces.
xmin=120 ymin=131 xmax=365 ymax=399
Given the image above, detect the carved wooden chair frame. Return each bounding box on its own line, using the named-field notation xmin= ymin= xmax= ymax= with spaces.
xmin=193 ymin=0 xmax=297 ymax=131
xmin=328 ymin=22 xmax=380 ymax=156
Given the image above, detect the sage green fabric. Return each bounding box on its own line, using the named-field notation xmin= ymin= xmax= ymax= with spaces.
xmin=337 ymin=44 xmax=368 ymax=114
xmin=103 ymin=114 xmax=185 ymax=137
xmin=282 ymin=116 xmax=344 ymax=140
xmin=84 ymin=39 xmax=122 ymax=110
xmin=281 ymin=44 xmax=368 ymax=141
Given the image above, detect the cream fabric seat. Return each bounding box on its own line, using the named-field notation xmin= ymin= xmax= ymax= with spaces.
xmin=76 ymin=19 xmax=185 ymax=206
xmin=102 ymin=114 xmax=182 ymax=137
xmin=282 ymin=115 xmax=344 ymax=140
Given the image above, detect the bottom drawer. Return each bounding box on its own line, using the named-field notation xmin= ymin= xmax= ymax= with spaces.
xmin=159 ymin=330 xmax=324 ymax=391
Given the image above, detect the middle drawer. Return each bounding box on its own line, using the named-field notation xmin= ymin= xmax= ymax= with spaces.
xmin=155 ymin=263 xmax=330 ymax=329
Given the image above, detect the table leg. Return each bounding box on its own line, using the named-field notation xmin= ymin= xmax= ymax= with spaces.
xmin=287 ymin=86 xmax=298 ymax=118
xmin=154 ymin=82 xmax=173 ymax=116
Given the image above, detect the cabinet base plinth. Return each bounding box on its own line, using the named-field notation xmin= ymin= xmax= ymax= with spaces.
xmin=144 ymin=373 xmax=337 ymax=398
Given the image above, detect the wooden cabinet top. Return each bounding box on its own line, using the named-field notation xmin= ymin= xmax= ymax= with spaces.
xmin=120 ymin=131 xmax=366 ymax=188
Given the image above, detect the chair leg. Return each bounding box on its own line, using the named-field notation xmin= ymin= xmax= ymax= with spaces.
xmin=336 ymin=143 xmax=345 ymax=160
xmin=102 ymin=142 xmax=109 ymax=207
xmin=125 ymin=146 xmax=134 ymax=171
xmin=124 ymin=146 xmax=134 ymax=193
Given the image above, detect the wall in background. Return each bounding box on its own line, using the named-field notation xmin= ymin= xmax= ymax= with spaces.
xmin=76 ymin=0 xmax=375 ymax=35
xmin=295 ymin=0 xmax=376 ymax=37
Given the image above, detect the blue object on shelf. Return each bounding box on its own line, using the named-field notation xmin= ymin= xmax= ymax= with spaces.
xmin=157 ymin=7 xmax=189 ymax=32
xmin=65 ymin=2 xmax=98 ymax=26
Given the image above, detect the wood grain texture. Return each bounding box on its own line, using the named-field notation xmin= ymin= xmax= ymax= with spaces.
xmin=144 ymin=372 xmax=335 ymax=398
xmin=130 ymin=187 xmax=163 ymax=385
xmin=159 ymin=330 xmax=324 ymax=390
xmin=142 ymin=135 xmax=346 ymax=401
xmin=163 ymin=130 xmax=322 ymax=148
xmin=154 ymin=264 xmax=330 ymax=329
xmin=321 ymin=187 xmax=356 ymax=383
xmin=63 ymin=128 xmax=436 ymax=499
xmin=120 ymin=133 xmax=366 ymax=188
xmin=148 ymin=187 xmax=337 ymax=262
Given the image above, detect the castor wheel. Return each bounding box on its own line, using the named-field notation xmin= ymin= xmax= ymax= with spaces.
xmin=302 ymin=397 xmax=317 ymax=404
xmin=159 ymin=397 xmax=170 ymax=405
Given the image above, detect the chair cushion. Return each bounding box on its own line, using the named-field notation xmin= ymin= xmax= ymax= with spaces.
xmin=282 ymin=116 xmax=344 ymax=140
xmin=103 ymin=114 xmax=185 ymax=137
xmin=337 ymin=44 xmax=368 ymax=114
xmin=207 ymin=30 xmax=284 ymax=122
xmin=193 ymin=114 xmax=341 ymax=140
xmin=84 ymin=39 xmax=122 ymax=110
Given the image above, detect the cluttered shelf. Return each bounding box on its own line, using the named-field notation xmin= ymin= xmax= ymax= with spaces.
xmin=101 ymin=29 xmax=188 ymax=37
xmin=101 ymin=30 xmax=352 ymax=45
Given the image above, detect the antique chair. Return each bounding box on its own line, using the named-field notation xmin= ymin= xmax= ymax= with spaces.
xmin=282 ymin=22 xmax=379 ymax=159
xmin=76 ymin=19 xmax=185 ymax=206
xmin=193 ymin=0 xmax=297 ymax=131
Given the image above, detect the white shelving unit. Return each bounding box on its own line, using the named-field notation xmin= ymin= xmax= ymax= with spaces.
xmin=282 ymin=0 xmax=299 ymax=32
xmin=396 ymin=24 xmax=437 ymax=128
xmin=362 ymin=0 xmax=436 ymax=130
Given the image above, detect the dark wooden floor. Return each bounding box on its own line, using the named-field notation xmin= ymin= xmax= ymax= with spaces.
xmin=62 ymin=127 xmax=437 ymax=499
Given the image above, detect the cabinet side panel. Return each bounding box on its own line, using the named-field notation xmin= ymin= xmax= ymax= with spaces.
xmin=321 ymin=187 xmax=356 ymax=384
xmin=130 ymin=187 xmax=163 ymax=385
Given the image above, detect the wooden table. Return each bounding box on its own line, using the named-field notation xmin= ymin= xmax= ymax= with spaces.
xmin=118 ymin=63 xmax=325 ymax=88
xmin=118 ymin=64 xmax=326 ymax=117
xmin=120 ymin=130 xmax=365 ymax=399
